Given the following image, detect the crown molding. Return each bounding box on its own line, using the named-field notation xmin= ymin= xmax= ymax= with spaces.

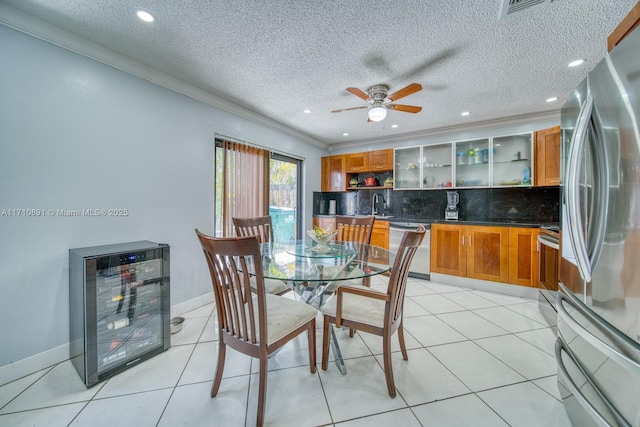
xmin=329 ymin=110 xmax=561 ymax=151
xmin=0 ymin=4 xmax=327 ymax=149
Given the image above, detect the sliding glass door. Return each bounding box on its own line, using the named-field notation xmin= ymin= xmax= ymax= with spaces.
xmin=214 ymin=138 xmax=302 ymax=240
xmin=269 ymin=153 xmax=302 ymax=241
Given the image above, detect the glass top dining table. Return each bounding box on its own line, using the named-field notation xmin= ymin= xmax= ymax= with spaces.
xmin=248 ymin=239 xmax=394 ymax=374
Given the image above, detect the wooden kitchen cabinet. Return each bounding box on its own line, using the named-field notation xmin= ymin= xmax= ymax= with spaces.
xmin=508 ymin=227 xmax=539 ymax=287
xmin=321 ymin=155 xmax=346 ymax=192
xmin=431 ymin=223 xmax=510 ymax=283
xmin=534 ymin=125 xmax=561 ymax=187
xmin=607 ymin=1 xmax=640 ymax=52
xmin=368 ymin=149 xmax=394 ymax=171
xmin=431 ymin=223 xmax=467 ymax=276
xmin=370 ymin=219 xmax=389 ymax=249
xmin=467 ymin=226 xmax=510 ymax=283
xmin=345 ymin=152 xmax=369 ymax=173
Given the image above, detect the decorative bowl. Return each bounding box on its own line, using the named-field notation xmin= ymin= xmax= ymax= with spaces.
xmin=307 ymin=226 xmax=341 ymax=252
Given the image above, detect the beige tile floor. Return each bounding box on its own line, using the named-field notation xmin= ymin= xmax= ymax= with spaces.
xmin=0 ymin=277 xmax=572 ymax=426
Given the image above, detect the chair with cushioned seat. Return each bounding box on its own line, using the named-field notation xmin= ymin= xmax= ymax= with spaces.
xmin=320 ymin=225 xmax=426 ymax=397
xmin=233 ymin=215 xmax=290 ymax=295
xmin=195 ymin=229 xmax=317 ymax=427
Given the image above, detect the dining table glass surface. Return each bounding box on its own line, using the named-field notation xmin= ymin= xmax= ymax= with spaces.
xmin=256 ymin=240 xmax=393 ymax=286
xmin=247 ymin=239 xmax=394 ymax=374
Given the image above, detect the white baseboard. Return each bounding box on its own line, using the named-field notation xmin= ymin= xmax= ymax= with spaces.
xmin=0 ymin=343 xmax=69 ymax=387
xmin=429 ymin=273 xmax=539 ymax=300
xmin=171 ymin=292 xmax=214 ymax=318
xmin=0 ymin=292 xmax=215 ymax=387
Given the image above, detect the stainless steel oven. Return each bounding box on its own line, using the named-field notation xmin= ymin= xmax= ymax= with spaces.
xmin=537 ymin=227 xmax=559 ymax=327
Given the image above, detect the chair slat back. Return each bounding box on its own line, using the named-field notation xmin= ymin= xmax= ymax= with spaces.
xmin=233 ymin=216 xmax=274 ymax=244
xmin=195 ymin=230 xmax=267 ymax=344
xmin=386 ymin=225 xmax=426 ymax=323
xmin=335 ymin=215 xmax=374 ymax=244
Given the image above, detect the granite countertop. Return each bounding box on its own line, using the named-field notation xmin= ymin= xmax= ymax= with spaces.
xmin=313 ymin=214 xmax=558 ymax=229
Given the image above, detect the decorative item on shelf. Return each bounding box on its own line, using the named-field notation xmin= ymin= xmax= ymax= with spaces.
xmin=384 ymin=177 xmax=394 ymax=186
xmin=364 ymin=173 xmax=378 ymax=186
xmin=307 ymin=225 xmax=342 ymax=253
xmin=349 ymin=177 xmax=359 ymax=187
xmin=466 ymin=148 xmax=475 ymax=165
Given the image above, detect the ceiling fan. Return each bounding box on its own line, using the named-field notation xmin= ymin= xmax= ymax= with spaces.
xmin=331 ymin=83 xmax=423 ymax=122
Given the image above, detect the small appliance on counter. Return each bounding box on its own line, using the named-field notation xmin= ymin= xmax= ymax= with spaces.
xmin=445 ymin=191 xmax=459 ymax=220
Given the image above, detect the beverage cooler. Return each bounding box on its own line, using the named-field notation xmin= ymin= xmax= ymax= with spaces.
xmin=69 ymin=241 xmax=170 ymax=387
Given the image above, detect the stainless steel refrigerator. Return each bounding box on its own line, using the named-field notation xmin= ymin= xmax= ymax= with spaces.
xmin=558 ymin=25 xmax=640 ymax=426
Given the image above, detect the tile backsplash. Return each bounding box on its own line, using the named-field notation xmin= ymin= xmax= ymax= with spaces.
xmin=313 ymin=186 xmax=559 ymax=224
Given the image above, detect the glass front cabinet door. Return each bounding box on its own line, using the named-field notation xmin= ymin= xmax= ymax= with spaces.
xmin=492 ymin=132 xmax=533 ymax=186
xmin=454 ymin=138 xmax=490 ymax=188
xmin=422 ymin=143 xmax=454 ymax=189
xmin=394 ymin=146 xmax=422 ymax=189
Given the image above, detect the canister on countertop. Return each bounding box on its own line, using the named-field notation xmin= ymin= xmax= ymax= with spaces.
xmin=328 ymin=200 xmax=336 ymax=215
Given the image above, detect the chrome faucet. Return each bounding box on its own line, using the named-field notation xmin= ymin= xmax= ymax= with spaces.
xmin=372 ymin=193 xmax=386 ymax=215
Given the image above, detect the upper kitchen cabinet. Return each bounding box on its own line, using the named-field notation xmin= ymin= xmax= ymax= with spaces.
xmin=491 ymin=132 xmax=533 ymax=187
xmin=394 ymin=146 xmax=422 ymax=189
xmin=345 ymin=149 xmax=394 ymax=173
xmin=345 ymin=152 xmax=369 ymax=173
xmin=368 ymin=149 xmax=394 ymax=171
xmin=534 ymin=126 xmax=561 ymax=186
xmin=422 ymin=143 xmax=454 ymax=189
xmin=607 ymin=1 xmax=640 ymax=52
xmin=321 ymin=155 xmax=346 ymax=192
xmin=454 ymin=138 xmax=490 ymax=188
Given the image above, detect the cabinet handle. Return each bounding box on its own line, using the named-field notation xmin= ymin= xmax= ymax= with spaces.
xmin=468 ymin=235 xmax=472 ymax=246
xmin=462 ymin=235 xmax=465 ymax=245
xmin=374 ymin=166 xmax=383 ymax=169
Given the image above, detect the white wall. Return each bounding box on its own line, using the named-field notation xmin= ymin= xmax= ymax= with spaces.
xmin=0 ymin=24 xmax=326 ymax=384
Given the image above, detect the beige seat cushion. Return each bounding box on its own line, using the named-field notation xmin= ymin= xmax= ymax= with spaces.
xmin=249 ymin=276 xmax=290 ymax=295
xmin=256 ymin=294 xmax=317 ymax=345
xmin=321 ymin=285 xmax=386 ymax=328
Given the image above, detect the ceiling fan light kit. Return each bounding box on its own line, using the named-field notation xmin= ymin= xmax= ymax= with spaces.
xmin=368 ymin=104 xmax=387 ymax=122
xmin=332 ymin=83 xmax=423 ymax=122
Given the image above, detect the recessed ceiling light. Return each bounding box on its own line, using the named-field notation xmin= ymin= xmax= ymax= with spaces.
xmin=303 ymin=109 xmax=311 ymax=114
xmin=136 ymin=10 xmax=155 ymax=22
xmin=391 ymin=124 xmax=398 ymax=128
xmin=461 ymin=111 xmax=471 ymax=116
xmin=343 ymin=133 xmax=349 ymax=136
xmin=568 ymin=59 xmax=585 ymax=67
xmin=546 ymin=97 xmax=558 ymax=103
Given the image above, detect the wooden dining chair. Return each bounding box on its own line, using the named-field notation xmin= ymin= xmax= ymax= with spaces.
xmin=320 ymin=225 xmax=426 ymax=397
xmin=195 ymin=229 xmax=317 ymax=427
xmin=335 ymin=215 xmax=375 ymax=245
xmin=335 ymin=215 xmax=375 ymax=285
xmin=233 ymin=215 xmax=290 ymax=295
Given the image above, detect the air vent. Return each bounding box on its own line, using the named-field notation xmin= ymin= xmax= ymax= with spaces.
xmin=499 ymin=0 xmax=553 ymax=19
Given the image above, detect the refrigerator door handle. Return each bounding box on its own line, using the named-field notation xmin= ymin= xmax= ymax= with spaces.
xmin=555 ymin=337 xmax=630 ymax=427
xmin=565 ymin=95 xmax=594 ymax=282
xmin=586 ymin=105 xmax=609 ymax=276
xmin=557 ymin=284 xmax=640 ymax=371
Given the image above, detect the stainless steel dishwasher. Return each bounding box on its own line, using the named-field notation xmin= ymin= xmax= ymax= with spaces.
xmin=389 ymin=222 xmax=430 ymax=279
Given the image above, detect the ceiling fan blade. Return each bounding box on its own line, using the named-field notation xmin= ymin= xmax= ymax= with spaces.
xmin=331 ymin=106 xmax=369 ymax=113
xmin=346 ymin=87 xmax=370 ymax=101
xmin=388 ymin=83 xmax=422 ymax=101
xmin=389 ymin=104 xmax=422 ymax=113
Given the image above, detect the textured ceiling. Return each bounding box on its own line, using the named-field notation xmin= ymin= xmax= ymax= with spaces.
xmin=0 ymin=0 xmax=636 ymax=147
